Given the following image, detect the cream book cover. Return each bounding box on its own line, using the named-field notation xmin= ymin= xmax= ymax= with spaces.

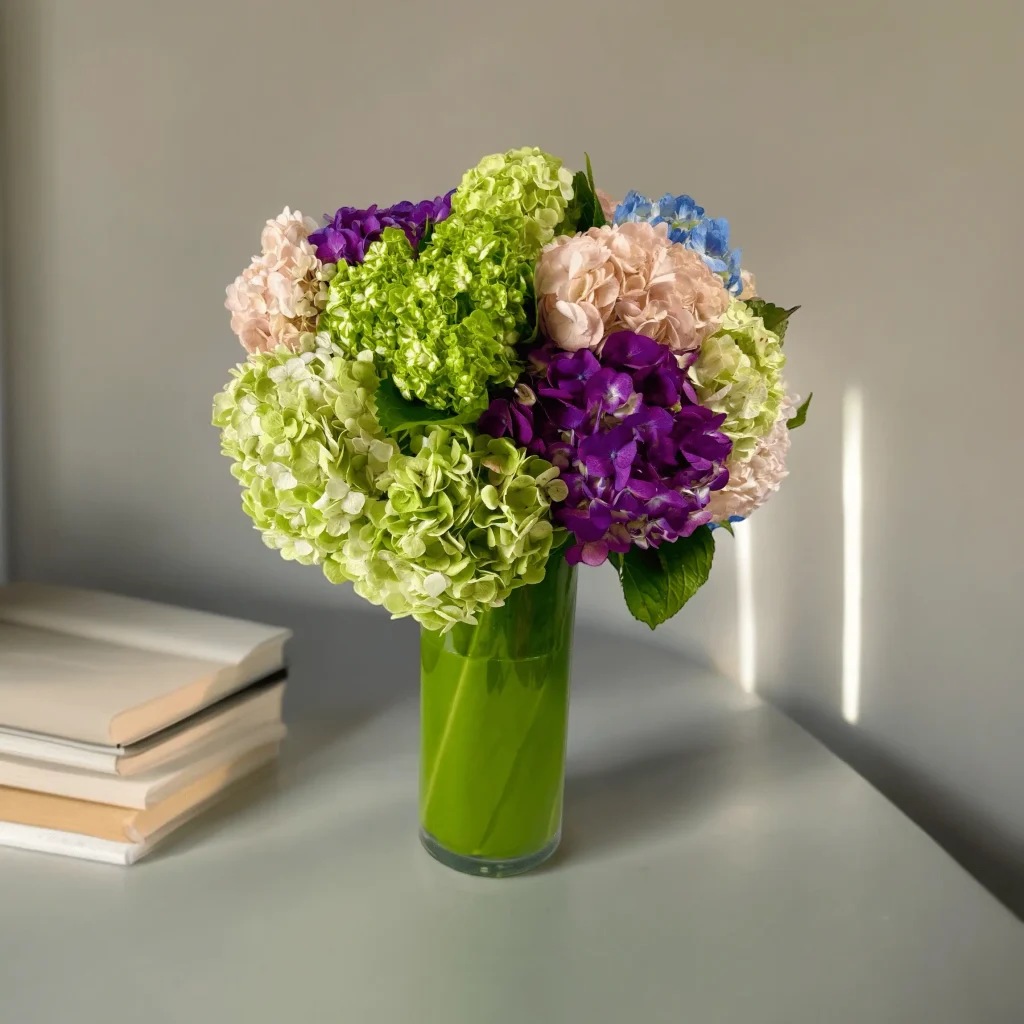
xmin=0 ymin=721 xmax=287 ymax=808
xmin=0 ymin=743 xmax=280 ymax=865
xmin=0 ymin=583 xmax=291 ymax=745
xmin=0 ymin=741 xmax=280 ymax=843
xmin=0 ymin=679 xmax=286 ymax=774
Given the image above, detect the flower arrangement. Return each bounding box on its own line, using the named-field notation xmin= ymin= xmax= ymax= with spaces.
xmin=216 ymin=148 xmax=809 ymax=632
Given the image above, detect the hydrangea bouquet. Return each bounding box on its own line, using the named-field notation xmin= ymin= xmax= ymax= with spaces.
xmin=215 ymin=148 xmax=808 ymax=876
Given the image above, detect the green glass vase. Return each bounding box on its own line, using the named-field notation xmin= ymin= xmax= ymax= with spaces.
xmin=419 ymin=554 xmax=577 ymax=877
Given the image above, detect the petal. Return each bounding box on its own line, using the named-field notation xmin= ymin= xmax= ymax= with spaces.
xmin=580 ymin=541 xmax=610 ymax=566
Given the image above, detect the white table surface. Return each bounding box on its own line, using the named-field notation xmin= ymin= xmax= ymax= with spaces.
xmin=1 ymin=624 xmax=1022 ymax=1023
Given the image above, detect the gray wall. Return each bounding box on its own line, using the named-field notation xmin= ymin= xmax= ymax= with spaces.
xmin=2 ymin=1 xmax=1022 ymax=907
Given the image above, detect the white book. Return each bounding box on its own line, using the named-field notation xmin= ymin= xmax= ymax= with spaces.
xmin=0 ymin=823 xmax=149 ymax=865
xmin=0 ymin=583 xmax=291 ymax=745
xmin=0 ymin=721 xmax=287 ymax=808
xmin=0 ymin=742 xmax=280 ymax=865
xmin=0 ymin=679 xmax=286 ymax=774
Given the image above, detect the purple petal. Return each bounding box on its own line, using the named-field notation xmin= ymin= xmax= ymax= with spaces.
xmin=310 ymin=192 xmax=452 ymax=265
xmin=579 ymin=423 xmax=634 ymax=459
xmin=478 ymin=399 xmax=512 ymax=439
xmin=641 ymin=367 xmax=683 ymax=407
xmin=546 ymin=442 xmax=575 ymax=470
xmin=549 ymin=349 xmax=601 ymax=392
xmin=624 ymin=406 xmax=675 ymax=443
xmin=550 ymin=402 xmax=587 ymax=431
xmin=645 ymin=488 xmax=689 ymax=515
xmin=587 ymin=500 xmax=614 ymax=533
xmin=584 ymin=368 xmax=634 ymax=412
xmin=611 ymin=440 xmax=637 ymax=490
xmin=580 ymin=540 xmax=610 ymax=566
xmin=510 ymin=404 xmax=534 ymax=445
xmin=681 ymin=508 xmax=713 ymax=535
xmin=604 ymin=526 xmax=633 ymax=554
xmin=601 ymin=331 xmax=666 ymax=368
xmin=625 ymin=477 xmax=658 ymax=500
xmin=558 ymin=502 xmax=612 ymax=542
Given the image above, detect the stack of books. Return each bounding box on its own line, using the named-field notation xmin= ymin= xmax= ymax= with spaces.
xmin=0 ymin=583 xmax=290 ymax=865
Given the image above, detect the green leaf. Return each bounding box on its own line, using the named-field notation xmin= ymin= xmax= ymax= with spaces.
xmin=569 ymin=172 xmax=599 ymax=233
xmin=373 ymin=378 xmax=486 ymax=436
xmin=585 ymin=153 xmax=605 ymax=227
xmin=744 ymin=299 xmax=800 ymax=342
xmin=613 ymin=526 xmax=716 ymax=629
xmin=717 ymin=519 xmax=735 ymax=537
xmin=786 ymin=392 xmax=813 ymax=430
xmin=416 ymin=217 xmax=436 ymax=253
xmin=566 ymin=153 xmax=605 ymax=233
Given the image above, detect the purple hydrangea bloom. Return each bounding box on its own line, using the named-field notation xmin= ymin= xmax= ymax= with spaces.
xmin=480 ymin=332 xmax=733 ymax=566
xmin=309 ymin=190 xmax=454 ymax=265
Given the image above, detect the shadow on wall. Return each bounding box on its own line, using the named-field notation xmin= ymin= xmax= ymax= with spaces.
xmin=776 ymin=693 xmax=1024 ymax=922
xmin=125 ymin=577 xmax=423 ymax=718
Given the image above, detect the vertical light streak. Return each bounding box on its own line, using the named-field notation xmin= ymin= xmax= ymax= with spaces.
xmin=842 ymin=388 xmax=864 ymax=724
xmin=735 ymin=519 xmax=756 ymax=694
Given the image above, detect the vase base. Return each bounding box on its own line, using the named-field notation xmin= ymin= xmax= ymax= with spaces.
xmin=419 ymin=828 xmax=560 ymax=878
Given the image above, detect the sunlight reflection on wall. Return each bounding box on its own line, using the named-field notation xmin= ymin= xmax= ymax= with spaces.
xmin=735 ymin=519 xmax=756 ymax=694
xmin=842 ymin=388 xmax=863 ymax=724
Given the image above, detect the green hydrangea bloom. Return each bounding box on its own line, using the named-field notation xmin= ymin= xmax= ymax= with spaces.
xmin=215 ymin=347 xmax=565 ymax=631
xmin=213 ymin=344 xmax=396 ymax=565
xmin=451 ymin=147 xmax=576 ymax=252
xmin=690 ymin=298 xmax=787 ymax=462
xmin=333 ymin=428 xmax=565 ymax=632
xmin=319 ymin=147 xmax=575 ymax=414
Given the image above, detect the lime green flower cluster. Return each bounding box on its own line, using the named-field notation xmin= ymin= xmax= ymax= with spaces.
xmin=320 ymin=147 xmax=575 ymax=414
xmin=452 ymin=147 xmax=576 ymax=253
xmin=690 ymin=298 xmax=787 ymax=462
xmin=333 ymin=427 xmax=565 ymax=632
xmin=213 ymin=344 xmax=397 ymax=565
xmin=215 ymin=345 xmax=565 ymax=630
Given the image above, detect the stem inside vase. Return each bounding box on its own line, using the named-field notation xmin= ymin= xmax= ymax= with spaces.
xmin=419 ymin=553 xmax=577 ymax=874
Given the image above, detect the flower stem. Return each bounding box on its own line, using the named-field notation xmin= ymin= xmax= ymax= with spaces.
xmin=420 ymin=624 xmax=485 ymax=822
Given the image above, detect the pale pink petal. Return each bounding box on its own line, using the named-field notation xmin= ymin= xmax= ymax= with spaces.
xmin=709 ymin=398 xmax=795 ymax=520
xmin=238 ymin=315 xmax=273 ymax=354
xmin=225 ymin=207 xmax=326 ymax=355
xmin=546 ymin=300 xmax=605 ymax=351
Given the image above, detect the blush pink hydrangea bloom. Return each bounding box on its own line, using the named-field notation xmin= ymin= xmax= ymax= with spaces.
xmin=536 ymin=221 xmax=729 ymax=355
xmin=708 ymin=397 xmax=795 ymax=521
xmin=534 ymin=234 xmax=621 ymax=351
xmin=225 ymin=208 xmax=332 ymax=355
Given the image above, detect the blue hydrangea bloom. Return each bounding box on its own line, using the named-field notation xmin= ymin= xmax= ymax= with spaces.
xmin=614 ymin=190 xmax=742 ymax=295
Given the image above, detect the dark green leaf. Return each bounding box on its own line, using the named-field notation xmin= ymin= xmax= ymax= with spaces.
xmin=416 ymin=217 xmax=435 ymax=253
xmin=744 ymin=298 xmax=800 ymax=342
xmin=568 ymin=171 xmax=601 ymax=233
xmin=566 ymin=153 xmax=606 ymax=234
xmin=374 ymin=378 xmax=486 ymax=436
xmin=612 ymin=546 xmax=664 ymax=628
xmin=786 ymin=392 xmax=813 ymax=430
xmin=658 ymin=525 xmax=715 ymax=609
xmin=613 ymin=526 xmax=716 ymax=629
xmin=584 ymin=153 xmax=605 ymax=227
